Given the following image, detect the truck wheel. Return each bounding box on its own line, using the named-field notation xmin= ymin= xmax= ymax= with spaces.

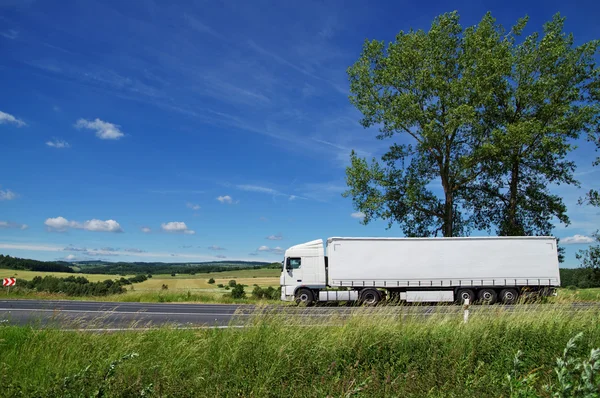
xmin=295 ymin=289 xmax=314 ymax=306
xmin=500 ymin=288 xmax=518 ymax=304
xmin=456 ymin=289 xmax=475 ymax=305
xmin=478 ymin=288 xmax=498 ymax=305
xmin=360 ymin=288 xmax=381 ymax=306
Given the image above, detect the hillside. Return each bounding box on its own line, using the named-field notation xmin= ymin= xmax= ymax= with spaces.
xmin=0 ymin=254 xmax=278 ymax=275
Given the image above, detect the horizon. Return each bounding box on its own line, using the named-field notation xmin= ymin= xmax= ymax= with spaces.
xmin=1 ymin=0 xmax=599 ymax=268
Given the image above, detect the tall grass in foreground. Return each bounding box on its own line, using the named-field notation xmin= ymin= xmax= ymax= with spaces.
xmin=0 ymin=306 xmax=599 ymax=397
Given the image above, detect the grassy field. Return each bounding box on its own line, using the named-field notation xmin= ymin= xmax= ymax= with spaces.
xmin=0 ymin=267 xmax=281 ymax=303
xmin=0 ymin=306 xmax=599 ymax=397
xmin=0 ymin=269 xmax=135 ymax=283
xmin=132 ymin=268 xmax=279 ymax=291
xmin=553 ymin=287 xmax=600 ymax=302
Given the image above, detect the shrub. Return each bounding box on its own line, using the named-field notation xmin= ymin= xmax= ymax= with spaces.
xmin=171 ymin=272 xmax=176 ymax=277
xmin=161 ymin=284 xmax=168 ymax=290
xmin=19 ymin=275 xmax=126 ymax=296
xmin=252 ymin=286 xmax=265 ymax=299
xmin=231 ymin=284 xmax=246 ymax=299
xmin=208 ymin=278 xmax=215 ymax=284
xmin=217 ymin=284 xmax=224 ymax=288
xmin=228 ymin=280 xmax=237 ymax=287
xmin=265 ymin=286 xmax=279 ymax=300
xmin=128 ymin=274 xmax=148 ymax=284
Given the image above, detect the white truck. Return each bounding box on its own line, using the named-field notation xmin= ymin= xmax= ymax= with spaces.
xmin=280 ymin=236 xmax=560 ymax=305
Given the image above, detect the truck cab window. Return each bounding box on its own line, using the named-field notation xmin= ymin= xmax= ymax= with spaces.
xmin=288 ymin=258 xmax=301 ymax=269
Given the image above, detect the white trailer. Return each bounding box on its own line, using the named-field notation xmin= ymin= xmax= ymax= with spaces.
xmin=280 ymin=236 xmax=560 ymax=305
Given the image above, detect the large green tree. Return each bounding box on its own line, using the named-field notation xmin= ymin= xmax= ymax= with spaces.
xmin=345 ymin=12 xmax=600 ymax=237
xmin=470 ymin=14 xmax=600 ymax=236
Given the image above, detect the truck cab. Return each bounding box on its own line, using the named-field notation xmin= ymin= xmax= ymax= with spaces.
xmin=280 ymin=239 xmax=326 ymax=301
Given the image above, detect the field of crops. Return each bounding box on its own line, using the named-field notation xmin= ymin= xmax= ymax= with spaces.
xmin=132 ymin=268 xmax=279 ymax=291
xmin=0 ymin=267 xmax=281 ymax=302
xmin=0 ymin=269 xmax=135 ymax=283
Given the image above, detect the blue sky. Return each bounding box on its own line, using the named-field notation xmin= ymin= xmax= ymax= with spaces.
xmin=0 ymin=0 xmax=598 ymax=266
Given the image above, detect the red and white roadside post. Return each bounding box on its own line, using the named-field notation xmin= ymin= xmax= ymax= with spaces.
xmin=3 ymin=278 xmax=16 ymax=294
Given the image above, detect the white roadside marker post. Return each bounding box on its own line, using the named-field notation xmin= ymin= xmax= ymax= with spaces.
xmin=463 ymin=298 xmax=470 ymax=323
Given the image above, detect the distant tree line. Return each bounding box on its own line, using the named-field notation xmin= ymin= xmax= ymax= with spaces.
xmin=21 ymin=276 xmax=125 ymax=296
xmin=82 ymin=262 xmax=281 ymax=276
xmin=0 ymin=254 xmax=281 ymax=276
xmin=0 ymin=254 xmax=74 ymax=273
xmin=560 ymin=268 xmax=600 ymax=289
xmin=17 ymin=274 xmax=150 ymax=296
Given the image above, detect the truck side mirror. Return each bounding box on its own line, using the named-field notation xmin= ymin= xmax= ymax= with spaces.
xmin=285 ymin=259 xmax=292 ymax=272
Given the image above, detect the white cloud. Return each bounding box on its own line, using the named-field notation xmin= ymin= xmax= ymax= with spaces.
xmin=44 ymin=216 xmax=74 ymax=231
xmin=237 ymin=185 xmax=279 ymax=195
xmin=46 ymin=139 xmax=70 ymax=148
xmin=161 ymin=221 xmax=195 ymax=234
xmin=141 ymin=227 xmax=152 ymax=233
xmin=44 ymin=216 xmax=123 ymax=232
xmin=0 ymin=110 xmax=26 ymax=127
xmin=257 ymin=245 xmax=285 ymax=254
xmin=64 ymin=245 xmax=88 ymax=252
xmin=1 ymin=30 xmax=18 ymax=40
xmin=63 ymin=254 xmax=78 ymax=261
xmin=186 ymin=202 xmax=201 ymax=210
xmin=0 ymin=243 xmax=64 ymax=252
xmin=215 ymin=254 xmax=227 ymax=259
xmin=124 ymin=248 xmax=145 ymax=253
xmin=351 ymin=212 xmax=366 ymax=220
xmin=0 ymin=188 xmax=18 ymax=201
xmin=236 ymin=184 xmax=305 ymax=201
xmin=0 ymin=221 xmax=28 ymax=230
xmin=217 ymin=195 xmax=235 ymax=204
xmin=75 ymin=118 xmax=124 ymax=140
xmin=208 ymin=245 xmax=225 ymax=251
xmin=561 ymin=235 xmax=595 ymax=245
xmin=0 ymin=242 xmax=266 ymax=261
xmin=83 ymin=219 xmax=123 ymax=232
xmin=266 ymin=233 xmax=283 ymax=240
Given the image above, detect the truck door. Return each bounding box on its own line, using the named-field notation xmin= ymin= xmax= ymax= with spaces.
xmin=285 ymin=257 xmax=303 ymax=287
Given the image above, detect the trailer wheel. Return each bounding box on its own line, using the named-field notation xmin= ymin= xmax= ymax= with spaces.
xmin=478 ymin=288 xmax=498 ymax=305
xmin=295 ymin=289 xmax=314 ymax=306
xmin=500 ymin=288 xmax=518 ymax=304
xmin=359 ymin=288 xmax=381 ymax=306
xmin=456 ymin=289 xmax=475 ymax=305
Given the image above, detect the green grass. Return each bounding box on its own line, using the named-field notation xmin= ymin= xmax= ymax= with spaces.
xmin=554 ymin=287 xmax=600 ymax=302
xmin=0 ymin=306 xmax=599 ymax=397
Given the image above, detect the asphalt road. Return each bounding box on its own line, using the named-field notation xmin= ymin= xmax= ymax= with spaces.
xmin=0 ymin=300 xmax=598 ymax=330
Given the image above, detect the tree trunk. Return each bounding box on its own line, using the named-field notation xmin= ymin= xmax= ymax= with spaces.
xmin=505 ymin=159 xmax=520 ymax=235
xmin=440 ymin=154 xmax=453 ymax=237
xmin=444 ymin=191 xmax=454 ymax=237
